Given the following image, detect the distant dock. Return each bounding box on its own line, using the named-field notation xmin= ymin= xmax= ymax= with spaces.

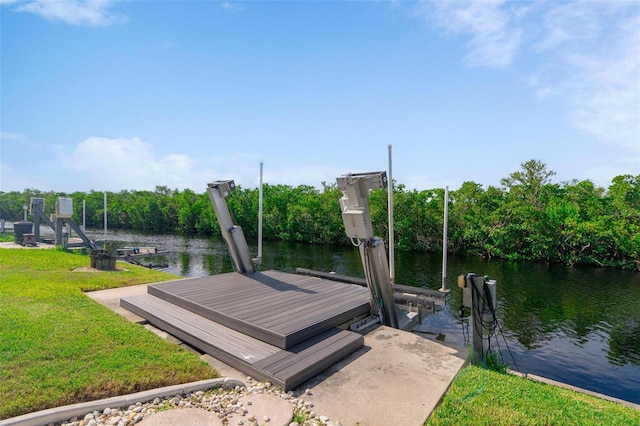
xmin=116 ymin=247 xmax=169 ymax=268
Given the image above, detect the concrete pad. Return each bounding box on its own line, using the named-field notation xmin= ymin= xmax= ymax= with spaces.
xmin=200 ymin=354 xmax=247 ymax=383
xmin=88 ymin=285 xmax=467 ymax=425
xmin=237 ymin=394 xmax=294 ymax=426
xmin=138 ymin=408 xmax=223 ymax=426
xmin=86 ymin=284 xmax=150 ymax=323
xmin=296 ymin=325 xmax=466 ymax=426
xmin=0 ymin=241 xmax=54 ymax=249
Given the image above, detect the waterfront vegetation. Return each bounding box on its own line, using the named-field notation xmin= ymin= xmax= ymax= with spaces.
xmin=0 ymin=249 xmax=218 ymax=420
xmin=1 ymin=160 xmax=638 ymax=270
xmin=426 ymin=365 xmax=640 ymax=425
xmin=1 ymin=249 xmax=639 ymax=422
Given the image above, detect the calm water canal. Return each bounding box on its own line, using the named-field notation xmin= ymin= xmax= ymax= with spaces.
xmin=89 ymin=229 xmax=640 ymax=405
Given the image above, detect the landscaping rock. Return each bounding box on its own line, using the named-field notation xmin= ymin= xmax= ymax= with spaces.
xmin=53 ymin=378 xmax=333 ymax=426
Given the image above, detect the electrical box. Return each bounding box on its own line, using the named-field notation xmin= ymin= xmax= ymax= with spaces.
xmin=341 ymin=209 xmax=371 ymax=239
xmin=485 ymin=279 xmax=497 ymax=312
xmin=30 ymin=198 xmax=44 ymax=215
xmin=459 ymin=274 xmax=473 ymax=308
xmin=56 ymin=197 xmax=73 ymax=218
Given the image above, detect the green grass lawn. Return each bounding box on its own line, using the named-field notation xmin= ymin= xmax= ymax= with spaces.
xmin=0 ymin=232 xmax=14 ymax=242
xmin=426 ymin=365 xmax=640 ymax=426
xmin=0 ymin=248 xmax=218 ymax=420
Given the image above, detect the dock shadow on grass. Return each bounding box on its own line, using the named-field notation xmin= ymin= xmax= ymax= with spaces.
xmin=73 ymin=266 xmax=129 ymax=272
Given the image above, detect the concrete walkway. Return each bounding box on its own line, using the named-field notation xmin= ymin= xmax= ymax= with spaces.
xmin=5 ymin=283 xmax=467 ymax=426
xmin=295 ymin=326 xmax=466 ymax=425
xmin=0 ymin=241 xmax=55 ymax=249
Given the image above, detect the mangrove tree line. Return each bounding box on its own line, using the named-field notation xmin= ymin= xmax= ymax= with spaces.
xmin=1 ymin=160 xmax=638 ymax=270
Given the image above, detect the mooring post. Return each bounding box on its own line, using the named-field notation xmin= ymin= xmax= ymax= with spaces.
xmin=465 ymin=274 xmax=498 ymax=363
xmin=32 ymin=200 xmax=41 ymax=241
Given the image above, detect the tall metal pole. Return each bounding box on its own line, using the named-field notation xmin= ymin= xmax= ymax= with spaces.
xmin=258 ymin=162 xmax=263 ymax=263
xmin=440 ymin=186 xmax=449 ymax=292
xmin=103 ymin=192 xmax=107 ymax=241
xmin=387 ymin=145 xmax=395 ymax=283
xmin=82 ymin=200 xmax=86 ymax=231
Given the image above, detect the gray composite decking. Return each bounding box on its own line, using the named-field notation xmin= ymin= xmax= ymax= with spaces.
xmin=121 ymin=293 xmax=364 ymax=391
xmin=146 ymin=270 xmax=371 ymax=349
xmin=120 ymin=269 xmax=372 ymax=390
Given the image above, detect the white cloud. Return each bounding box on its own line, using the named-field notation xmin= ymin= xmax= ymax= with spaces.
xmin=529 ymin=2 xmax=640 ymax=152
xmin=584 ymin=161 xmax=640 ymax=187
xmin=569 ymin=13 xmax=640 ymax=151
xmin=262 ymin=164 xmax=346 ymax=189
xmin=0 ymin=162 xmax=47 ymax=191
xmin=220 ymin=2 xmax=245 ymax=13
xmin=534 ymin=1 xmax=602 ymax=52
xmin=0 ymin=131 xmax=26 ymax=141
xmin=57 ymin=137 xmax=207 ymax=191
xmin=0 ymin=131 xmax=39 ymax=149
xmin=421 ymin=0 xmax=526 ymax=69
xmin=15 ymin=0 xmax=126 ymax=27
xmin=416 ymin=1 xmax=640 ymax=154
xmin=47 ymin=137 xmax=345 ymax=192
xmin=526 ymin=72 xmax=559 ymax=100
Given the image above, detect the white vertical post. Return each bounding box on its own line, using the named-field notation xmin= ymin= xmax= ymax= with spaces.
xmin=258 ymin=162 xmax=263 ymax=263
xmin=440 ymin=186 xmax=449 ymax=292
xmin=103 ymin=192 xmax=107 ymax=241
xmin=82 ymin=200 xmax=86 ymax=231
xmin=387 ymin=144 xmax=395 ymax=283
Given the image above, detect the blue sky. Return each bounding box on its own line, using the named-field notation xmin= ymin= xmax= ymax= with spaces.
xmin=1 ymin=0 xmax=638 ymax=193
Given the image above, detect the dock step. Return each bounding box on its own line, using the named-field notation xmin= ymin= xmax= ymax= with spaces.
xmin=121 ymin=294 xmax=364 ymax=391
xmin=147 ymin=270 xmax=371 ymax=349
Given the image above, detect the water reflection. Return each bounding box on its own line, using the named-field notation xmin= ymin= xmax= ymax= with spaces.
xmin=86 ymin=229 xmax=640 ymax=404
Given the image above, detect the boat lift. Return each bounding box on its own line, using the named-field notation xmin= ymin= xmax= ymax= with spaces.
xmin=207 ymin=180 xmax=256 ymax=274
xmin=29 ymin=197 xmax=97 ymax=250
xmin=204 ymin=174 xmax=456 ymax=335
xmin=337 ymin=171 xmax=446 ymax=331
xmin=205 ymin=173 xmax=448 ymax=332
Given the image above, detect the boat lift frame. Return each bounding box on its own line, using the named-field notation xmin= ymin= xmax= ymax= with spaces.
xmin=29 ymin=197 xmax=97 ymax=250
xmin=336 ymin=171 xmax=447 ymax=331
xmin=206 ymin=180 xmax=256 ymax=274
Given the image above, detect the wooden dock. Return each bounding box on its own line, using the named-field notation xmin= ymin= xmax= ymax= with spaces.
xmin=120 ymin=270 xmax=371 ymax=390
